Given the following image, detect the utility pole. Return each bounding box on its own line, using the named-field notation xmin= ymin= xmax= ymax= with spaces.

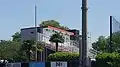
xmin=35 ymin=5 xmax=38 ymax=61
xmin=81 ymin=0 xmax=88 ymax=67
xmin=110 ymin=16 xmax=112 ymax=53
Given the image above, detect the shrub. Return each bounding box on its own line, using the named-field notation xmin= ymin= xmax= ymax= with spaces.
xmin=96 ymin=52 xmax=120 ymax=67
xmin=47 ymin=52 xmax=79 ymax=61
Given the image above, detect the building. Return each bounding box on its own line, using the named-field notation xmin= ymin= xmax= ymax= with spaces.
xmin=21 ymin=26 xmax=80 ymax=61
xmin=67 ymin=29 xmax=80 ymax=52
xmin=21 ymin=26 xmax=79 ymax=52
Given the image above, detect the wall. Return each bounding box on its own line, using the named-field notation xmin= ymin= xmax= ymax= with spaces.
xmin=42 ymin=28 xmax=71 ymax=46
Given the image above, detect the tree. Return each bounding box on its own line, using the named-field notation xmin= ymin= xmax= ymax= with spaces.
xmin=110 ymin=32 xmax=120 ymax=52
xmin=40 ymin=20 xmax=60 ymax=28
xmin=20 ymin=40 xmax=44 ymax=61
xmin=40 ymin=20 xmax=69 ymax=30
xmin=0 ymin=32 xmax=24 ymax=62
xmin=0 ymin=31 xmax=45 ymax=62
xmin=96 ymin=52 xmax=120 ymax=67
xmin=12 ymin=32 xmax=21 ymax=42
xmin=0 ymin=40 xmax=20 ymax=62
xmin=49 ymin=33 xmax=64 ymax=52
xmin=20 ymin=40 xmax=34 ymax=61
xmin=92 ymin=32 xmax=120 ymax=53
xmin=92 ymin=36 xmax=108 ymax=53
xmin=0 ymin=32 xmax=44 ymax=62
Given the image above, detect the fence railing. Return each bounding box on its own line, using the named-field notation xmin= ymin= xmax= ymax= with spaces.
xmin=43 ymin=42 xmax=79 ymax=53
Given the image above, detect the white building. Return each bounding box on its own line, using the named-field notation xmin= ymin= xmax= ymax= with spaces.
xmin=21 ymin=26 xmax=79 ymax=52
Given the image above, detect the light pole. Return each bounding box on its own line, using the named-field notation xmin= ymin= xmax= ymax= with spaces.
xmin=35 ymin=5 xmax=38 ymax=61
xmin=81 ymin=0 xmax=88 ymax=67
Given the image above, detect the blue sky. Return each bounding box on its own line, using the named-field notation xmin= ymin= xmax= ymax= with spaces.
xmin=0 ymin=0 xmax=120 ymax=42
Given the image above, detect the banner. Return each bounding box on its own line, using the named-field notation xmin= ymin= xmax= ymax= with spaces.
xmin=6 ymin=63 xmax=21 ymax=67
xmin=29 ymin=62 xmax=45 ymax=67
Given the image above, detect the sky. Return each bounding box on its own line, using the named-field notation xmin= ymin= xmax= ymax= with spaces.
xmin=0 ymin=0 xmax=120 ymax=42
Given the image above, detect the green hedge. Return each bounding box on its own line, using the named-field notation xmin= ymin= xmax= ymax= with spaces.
xmin=48 ymin=52 xmax=120 ymax=67
xmin=47 ymin=52 xmax=79 ymax=61
xmin=95 ymin=52 xmax=120 ymax=67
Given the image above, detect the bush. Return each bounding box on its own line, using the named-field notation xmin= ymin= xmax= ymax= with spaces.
xmin=47 ymin=52 xmax=79 ymax=61
xmin=96 ymin=52 xmax=120 ymax=67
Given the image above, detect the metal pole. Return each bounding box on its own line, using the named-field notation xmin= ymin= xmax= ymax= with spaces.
xmin=35 ymin=5 xmax=38 ymax=61
xmin=81 ymin=0 xmax=88 ymax=67
xmin=110 ymin=16 xmax=112 ymax=53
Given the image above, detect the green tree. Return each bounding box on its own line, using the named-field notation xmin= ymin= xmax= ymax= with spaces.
xmin=110 ymin=32 xmax=120 ymax=52
xmin=20 ymin=40 xmax=44 ymax=61
xmin=0 ymin=40 xmax=20 ymax=62
xmin=92 ymin=32 xmax=120 ymax=53
xmin=49 ymin=33 xmax=64 ymax=52
xmin=0 ymin=32 xmax=22 ymax=62
xmin=40 ymin=20 xmax=69 ymax=30
xmin=96 ymin=52 xmax=120 ymax=67
xmin=0 ymin=32 xmax=44 ymax=62
xmin=92 ymin=36 xmax=108 ymax=53
xmin=12 ymin=32 xmax=21 ymax=42
xmin=20 ymin=40 xmax=35 ymax=61
xmin=40 ymin=20 xmax=60 ymax=28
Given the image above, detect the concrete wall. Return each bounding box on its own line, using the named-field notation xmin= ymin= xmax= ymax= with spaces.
xmin=21 ymin=28 xmax=37 ymax=42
